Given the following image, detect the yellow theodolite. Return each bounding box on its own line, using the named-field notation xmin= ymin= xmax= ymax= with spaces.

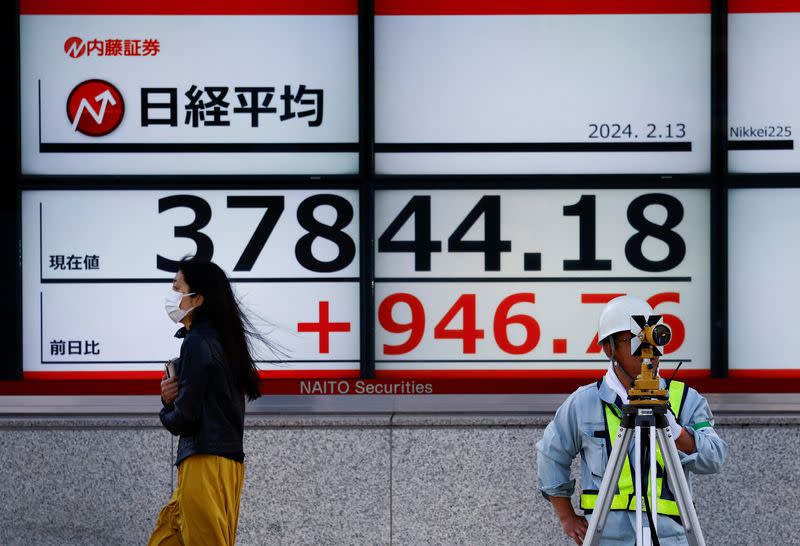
xmin=627 ymin=315 xmax=672 ymax=407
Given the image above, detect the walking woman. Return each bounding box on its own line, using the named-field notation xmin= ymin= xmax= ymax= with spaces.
xmin=149 ymin=259 xmax=263 ymax=546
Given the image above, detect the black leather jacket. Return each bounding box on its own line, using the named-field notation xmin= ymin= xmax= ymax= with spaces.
xmin=160 ymin=319 xmax=245 ymax=467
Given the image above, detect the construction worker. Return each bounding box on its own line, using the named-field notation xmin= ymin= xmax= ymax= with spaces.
xmin=536 ymin=295 xmax=728 ymax=545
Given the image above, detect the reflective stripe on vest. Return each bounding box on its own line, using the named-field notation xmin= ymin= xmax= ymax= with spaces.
xmin=580 ymin=380 xmax=687 ymax=517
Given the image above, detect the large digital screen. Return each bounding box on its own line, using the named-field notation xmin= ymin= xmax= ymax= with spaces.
xmin=374 ymin=189 xmax=710 ymax=375
xmin=19 ymin=0 xmax=359 ymax=175
xmin=728 ymin=0 xmax=800 ymax=173
xmin=21 ymin=190 xmax=361 ymax=377
xmin=375 ymin=0 xmax=711 ymax=175
xmin=728 ymin=188 xmax=800 ymax=375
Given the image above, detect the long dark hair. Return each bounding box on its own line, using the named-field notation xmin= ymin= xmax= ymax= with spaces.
xmin=179 ymin=259 xmax=262 ymax=400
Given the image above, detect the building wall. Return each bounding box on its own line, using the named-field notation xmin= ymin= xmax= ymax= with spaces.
xmin=0 ymin=406 xmax=795 ymax=546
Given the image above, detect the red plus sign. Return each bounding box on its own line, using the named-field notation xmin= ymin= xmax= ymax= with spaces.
xmin=297 ymin=301 xmax=351 ymax=353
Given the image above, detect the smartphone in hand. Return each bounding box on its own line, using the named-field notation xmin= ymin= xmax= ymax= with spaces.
xmin=165 ymin=358 xmax=177 ymax=379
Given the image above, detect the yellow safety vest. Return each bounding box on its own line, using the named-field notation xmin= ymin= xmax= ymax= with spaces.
xmin=580 ymin=380 xmax=687 ymax=519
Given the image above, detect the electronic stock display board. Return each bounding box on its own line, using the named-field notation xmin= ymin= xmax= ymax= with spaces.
xmin=21 ymin=189 xmax=712 ymax=383
xmin=15 ymin=1 xmax=718 ymax=392
xmin=19 ymin=0 xmax=359 ymax=175
xmin=375 ymin=0 xmax=711 ymax=175
xmin=17 ymin=1 xmax=362 ymax=382
xmin=728 ymin=1 xmax=800 ymax=381
xmin=21 ymin=190 xmax=361 ymax=378
xmin=728 ymin=0 xmax=800 ymax=173
xmin=374 ymin=189 xmax=711 ymax=378
xmin=729 ymin=189 xmax=800 ymax=377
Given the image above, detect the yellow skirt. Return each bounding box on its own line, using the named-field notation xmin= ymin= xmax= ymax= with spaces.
xmin=148 ymin=454 xmax=245 ymax=546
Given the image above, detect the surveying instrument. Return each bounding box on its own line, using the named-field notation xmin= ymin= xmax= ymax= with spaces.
xmin=583 ymin=315 xmax=706 ymax=546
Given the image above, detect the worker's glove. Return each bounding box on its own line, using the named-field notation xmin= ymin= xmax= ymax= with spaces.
xmin=665 ymin=410 xmax=684 ymax=440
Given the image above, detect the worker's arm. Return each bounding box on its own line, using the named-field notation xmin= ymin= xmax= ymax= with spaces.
xmin=672 ymin=389 xmax=729 ymax=474
xmin=536 ymin=390 xmax=588 ymax=544
xmin=549 ymin=496 xmax=588 ymax=545
xmin=674 ymin=426 xmax=697 ymax=453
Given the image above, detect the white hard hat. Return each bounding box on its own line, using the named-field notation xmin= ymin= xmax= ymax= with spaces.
xmin=597 ymin=295 xmax=654 ymax=344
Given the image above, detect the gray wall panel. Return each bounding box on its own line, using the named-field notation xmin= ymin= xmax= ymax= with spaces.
xmin=0 ymin=414 xmax=792 ymax=545
xmin=391 ymin=427 xmax=556 ymax=545
xmin=0 ymin=427 xmax=171 ymax=546
xmin=236 ymin=427 xmax=391 ymax=546
xmin=693 ymin=425 xmax=800 ymax=546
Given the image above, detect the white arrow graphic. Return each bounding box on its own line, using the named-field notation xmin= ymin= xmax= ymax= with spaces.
xmin=71 ymin=89 xmax=117 ymax=131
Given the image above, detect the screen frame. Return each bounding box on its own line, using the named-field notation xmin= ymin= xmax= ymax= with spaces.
xmin=726 ymin=3 xmax=800 ymax=175
xmin=372 ymin=0 xmax=716 ymax=178
xmin=7 ymin=0 xmax=800 ymax=398
xmin=17 ymin=0 xmax=363 ymax=180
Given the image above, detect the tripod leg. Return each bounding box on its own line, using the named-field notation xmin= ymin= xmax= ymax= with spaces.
xmin=650 ymin=424 xmax=658 ymax=537
xmin=584 ymin=426 xmax=634 ymax=546
xmin=635 ymin=426 xmax=642 ymax=546
xmin=636 ymin=426 xmax=658 ymax=546
xmin=655 ymin=428 xmax=707 ymax=546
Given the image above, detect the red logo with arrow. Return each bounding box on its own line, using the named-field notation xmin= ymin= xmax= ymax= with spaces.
xmin=66 ymin=79 xmax=125 ymax=136
xmin=64 ymin=37 xmax=86 ymax=58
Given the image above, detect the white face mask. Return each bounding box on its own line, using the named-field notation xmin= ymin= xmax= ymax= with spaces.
xmin=165 ymin=290 xmax=196 ymax=323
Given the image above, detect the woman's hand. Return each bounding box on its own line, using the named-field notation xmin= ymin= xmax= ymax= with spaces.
xmin=160 ymin=374 xmax=179 ymax=405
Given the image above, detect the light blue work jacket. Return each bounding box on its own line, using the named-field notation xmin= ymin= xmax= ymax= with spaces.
xmin=536 ymin=375 xmax=728 ymax=545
